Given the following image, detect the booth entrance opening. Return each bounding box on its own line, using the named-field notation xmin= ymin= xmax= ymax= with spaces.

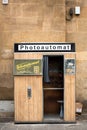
xmin=43 ymin=55 xmax=64 ymax=121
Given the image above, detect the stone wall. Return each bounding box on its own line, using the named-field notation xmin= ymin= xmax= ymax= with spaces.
xmin=0 ymin=0 xmax=65 ymax=100
xmin=66 ymin=0 xmax=87 ymax=104
xmin=0 ymin=0 xmax=87 ymax=116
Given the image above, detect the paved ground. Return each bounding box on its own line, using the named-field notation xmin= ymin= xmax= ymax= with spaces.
xmin=0 ymin=113 xmax=87 ymax=130
xmin=0 ymin=121 xmax=87 ymax=130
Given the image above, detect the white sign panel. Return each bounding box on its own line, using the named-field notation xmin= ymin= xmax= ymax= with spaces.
xmin=2 ymin=0 xmax=8 ymax=4
xmin=18 ymin=44 xmax=71 ymax=51
xmin=14 ymin=43 xmax=75 ymax=52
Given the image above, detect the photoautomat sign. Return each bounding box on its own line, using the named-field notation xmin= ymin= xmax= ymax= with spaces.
xmin=14 ymin=43 xmax=75 ymax=52
xmin=18 ymin=44 xmax=71 ymax=51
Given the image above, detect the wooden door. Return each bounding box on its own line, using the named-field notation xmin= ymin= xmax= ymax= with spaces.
xmin=14 ymin=53 xmax=43 ymax=122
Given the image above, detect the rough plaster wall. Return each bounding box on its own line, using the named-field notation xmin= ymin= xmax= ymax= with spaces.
xmin=66 ymin=0 xmax=87 ymax=105
xmin=0 ymin=0 xmax=65 ymax=100
xmin=0 ymin=0 xmax=87 ymax=107
xmin=0 ymin=0 xmax=87 ymax=116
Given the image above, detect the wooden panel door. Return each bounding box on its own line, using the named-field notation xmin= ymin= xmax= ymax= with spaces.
xmin=64 ymin=54 xmax=76 ymax=122
xmin=14 ymin=53 xmax=43 ymax=122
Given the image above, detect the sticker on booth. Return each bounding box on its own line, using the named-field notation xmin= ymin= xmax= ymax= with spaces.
xmin=65 ymin=59 xmax=75 ymax=74
xmin=13 ymin=59 xmax=42 ymax=75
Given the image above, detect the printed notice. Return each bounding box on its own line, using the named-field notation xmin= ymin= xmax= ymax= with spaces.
xmin=14 ymin=59 xmax=42 ymax=75
xmin=65 ymin=59 xmax=75 ymax=74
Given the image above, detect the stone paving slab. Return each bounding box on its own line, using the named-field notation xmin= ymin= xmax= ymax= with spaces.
xmin=0 ymin=121 xmax=87 ymax=130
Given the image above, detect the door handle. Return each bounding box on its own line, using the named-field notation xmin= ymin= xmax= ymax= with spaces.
xmin=27 ymin=87 xmax=32 ymax=98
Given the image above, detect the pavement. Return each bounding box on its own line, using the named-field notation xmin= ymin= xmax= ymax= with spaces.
xmin=0 ymin=121 xmax=87 ymax=130
xmin=0 ymin=114 xmax=87 ymax=130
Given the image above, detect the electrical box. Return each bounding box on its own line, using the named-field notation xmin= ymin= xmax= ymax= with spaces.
xmin=75 ymin=6 xmax=80 ymax=15
xmin=2 ymin=0 xmax=8 ymax=4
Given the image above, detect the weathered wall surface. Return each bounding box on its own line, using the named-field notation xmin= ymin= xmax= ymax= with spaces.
xmin=0 ymin=0 xmax=87 ymax=116
xmin=66 ymin=0 xmax=87 ymax=104
xmin=0 ymin=0 xmax=65 ymax=100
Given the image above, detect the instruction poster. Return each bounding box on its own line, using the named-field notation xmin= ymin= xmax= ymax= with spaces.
xmin=14 ymin=59 xmax=42 ymax=75
xmin=65 ymin=59 xmax=75 ymax=74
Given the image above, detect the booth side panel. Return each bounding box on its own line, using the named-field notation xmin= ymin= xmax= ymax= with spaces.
xmin=64 ymin=54 xmax=75 ymax=122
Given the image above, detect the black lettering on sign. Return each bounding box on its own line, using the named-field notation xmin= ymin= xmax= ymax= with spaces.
xmin=14 ymin=43 xmax=75 ymax=52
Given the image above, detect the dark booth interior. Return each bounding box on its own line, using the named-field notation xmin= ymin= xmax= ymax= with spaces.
xmin=43 ymin=55 xmax=64 ymax=120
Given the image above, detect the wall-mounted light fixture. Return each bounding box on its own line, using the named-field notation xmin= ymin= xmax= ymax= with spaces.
xmin=69 ymin=8 xmax=74 ymax=17
xmin=75 ymin=6 xmax=80 ymax=15
xmin=66 ymin=6 xmax=80 ymax=21
xmin=2 ymin=0 xmax=8 ymax=4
